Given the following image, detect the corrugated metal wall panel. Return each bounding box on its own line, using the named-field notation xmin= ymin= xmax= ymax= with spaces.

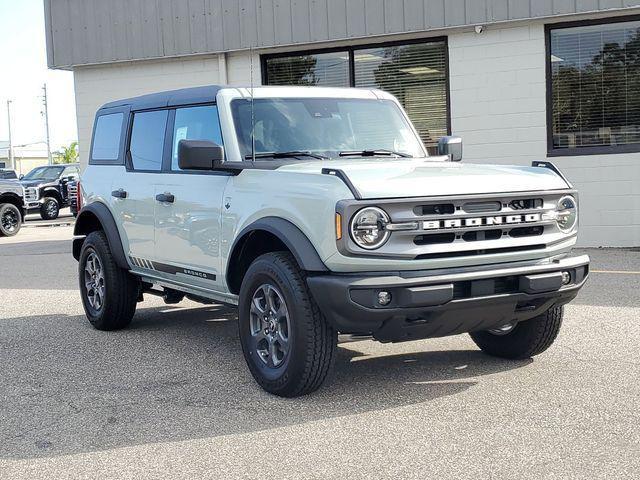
xmin=45 ymin=0 xmax=640 ymax=68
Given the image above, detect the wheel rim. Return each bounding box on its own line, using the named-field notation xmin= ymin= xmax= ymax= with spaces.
xmin=84 ymin=251 xmax=106 ymax=311
xmin=249 ymin=284 xmax=291 ymax=368
xmin=45 ymin=200 xmax=57 ymax=217
xmin=1 ymin=208 xmax=19 ymax=233
xmin=488 ymin=323 xmax=516 ymax=336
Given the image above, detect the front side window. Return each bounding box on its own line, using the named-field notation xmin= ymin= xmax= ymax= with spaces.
xmin=22 ymin=166 xmax=64 ymax=181
xmin=129 ymin=110 xmax=168 ymax=171
xmin=549 ymin=19 xmax=640 ymax=154
xmin=91 ymin=113 xmax=124 ymax=161
xmin=231 ymin=98 xmax=425 ymax=159
xmin=171 ymin=105 xmax=224 ymax=170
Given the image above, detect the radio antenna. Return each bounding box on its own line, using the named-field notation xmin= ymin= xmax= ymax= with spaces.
xmin=250 ymin=46 xmax=256 ymax=164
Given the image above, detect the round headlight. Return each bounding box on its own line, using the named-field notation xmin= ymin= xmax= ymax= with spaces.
xmin=556 ymin=195 xmax=578 ymax=233
xmin=350 ymin=207 xmax=391 ymax=250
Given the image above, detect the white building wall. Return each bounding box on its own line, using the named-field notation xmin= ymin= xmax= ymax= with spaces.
xmin=449 ymin=24 xmax=640 ymax=247
xmin=72 ymin=25 xmax=638 ymax=247
xmin=73 ymin=52 xmax=259 ymax=171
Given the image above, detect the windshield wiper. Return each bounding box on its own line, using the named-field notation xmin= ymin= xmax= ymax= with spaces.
xmin=339 ymin=149 xmax=412 ymax=158
xmin=244 ymin=151 xmax=328 ymax=160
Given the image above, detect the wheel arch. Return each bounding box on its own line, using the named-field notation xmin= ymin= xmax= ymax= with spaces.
xmin=41 ymin=186 xmax=63 ymax=203
xmin=0 ymin=193 xmax=26 ymax=218
xmin=226 ymin=217 xmax=327 ymax=294
xmin=73 ymin=202 xmax=129 ymax=270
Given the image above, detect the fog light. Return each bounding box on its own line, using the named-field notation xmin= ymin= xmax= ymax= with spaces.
xmin=377 ymin=291 xmax=392 ymax=306
xmin=561 ymin=271 xmax=571 ymax=285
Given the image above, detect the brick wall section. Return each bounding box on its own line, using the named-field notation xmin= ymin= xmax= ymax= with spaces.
xmin=449 ymin=24 xmax=640 ymax=247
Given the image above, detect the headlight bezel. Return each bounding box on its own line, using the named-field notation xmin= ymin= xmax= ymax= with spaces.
xmin=556 ymin=194 xmax=578 ymax=233
xmin=349 ymin=206 xmax=391 ymax=250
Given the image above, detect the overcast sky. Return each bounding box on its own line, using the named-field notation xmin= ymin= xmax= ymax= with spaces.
xmin=0 ymin=0 xmax=77 ymax=153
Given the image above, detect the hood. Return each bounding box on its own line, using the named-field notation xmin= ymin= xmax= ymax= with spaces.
xmin=19 ymin=179 xmax=51 ymax=188
xmin=277 ymin=158 xmax=570 ymax=199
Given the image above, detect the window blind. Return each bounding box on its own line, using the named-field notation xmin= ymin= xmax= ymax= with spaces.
xmin=550 ymin=20 xmax=640 ymax=150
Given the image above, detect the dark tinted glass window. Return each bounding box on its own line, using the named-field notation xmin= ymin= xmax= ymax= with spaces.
xmin=129 ymin=110 xmax=168 ymax=171
xmin=91 ymin=113 xmax=123 ymax=161
xmin=265 ymin=51 xmax=349 ymax=87
xmin=171 ymin=105 xmax=223 ymax=170
xmin=550 ymin=20 xmax=640 ymax=151
xmin=263 ymin=40 xmax=449 ymax=152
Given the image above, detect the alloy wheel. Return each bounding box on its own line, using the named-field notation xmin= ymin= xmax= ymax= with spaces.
xmin=84 ymin=251 xmax=106 ymax=311
xmin=249 ymin=283 xmax=291 ymax=368
xmin=1 ymin=208 xmax=19 ymax=233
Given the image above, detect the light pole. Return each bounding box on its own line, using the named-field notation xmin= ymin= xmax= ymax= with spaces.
xmin=42 ymin=84 xmax=52 ymax=165
xmin=6 ymin=100 xmax=13 ymax=170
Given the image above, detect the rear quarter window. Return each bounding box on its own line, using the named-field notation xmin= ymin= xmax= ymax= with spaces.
xmin=91 ymin=113 xmax=124 ymax=162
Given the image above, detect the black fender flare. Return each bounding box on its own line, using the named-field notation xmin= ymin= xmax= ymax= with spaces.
xmin=229 ymin=217 xmax=328 ymax=272
xmin=41 ymin=186 xmax=63 ymax=202
xmin=72 ymin=202 xmax=129 ymax=270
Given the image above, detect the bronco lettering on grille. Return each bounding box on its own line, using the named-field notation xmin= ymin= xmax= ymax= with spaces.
xmin=423 ymin=213 xmax=542 ymax=230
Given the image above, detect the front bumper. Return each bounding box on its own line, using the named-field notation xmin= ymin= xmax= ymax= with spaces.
xmin=307 ymin=254 xmax=589 ymax=343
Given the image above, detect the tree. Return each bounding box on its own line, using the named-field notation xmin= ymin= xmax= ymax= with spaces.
xmin=53 ymin=141 xmax=78 ymax=164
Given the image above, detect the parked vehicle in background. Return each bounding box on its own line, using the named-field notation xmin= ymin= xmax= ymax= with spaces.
xmin=20 ymin=164 xmax=80 ymax=220
xmin=73 ymin=86 xmax=589 ymax=397
xmin=0 ymin=169 xmax=18 ymax=180
xmin=67 ymin=179 xmax=79 ymax=217
xmin=0 ymin=179 xmax=25 ymax=237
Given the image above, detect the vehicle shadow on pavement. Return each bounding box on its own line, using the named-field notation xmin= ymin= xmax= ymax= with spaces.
xmin=0 ymin=304 xmax=531 ymax=460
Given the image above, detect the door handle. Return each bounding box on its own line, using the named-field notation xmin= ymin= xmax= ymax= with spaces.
xmin=156 ymin=193 xmax=175 ymax=203
xmin=111 ymin=189 xmax=128 ymax=199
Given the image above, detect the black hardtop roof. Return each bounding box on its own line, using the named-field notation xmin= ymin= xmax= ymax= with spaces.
xmin=99 ymin=85 xmax=224 ymax=112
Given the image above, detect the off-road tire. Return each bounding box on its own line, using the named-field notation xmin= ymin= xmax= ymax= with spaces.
xmin=470 ymin=306 xmax=564 ymax=359
xmin=79 ymin=231 xmax=138 ymax=331
xmin=0 ymin=203 xmax=22 ymax=237
xmin=40 ymin=197 xmax=60 ymax=220
xmin=238 ymin=252 xmax=337 ymax=397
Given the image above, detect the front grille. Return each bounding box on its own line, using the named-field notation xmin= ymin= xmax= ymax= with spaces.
xmin=24 ymin=188 xmax=39 ymax=202
xmin=67 ymin=182 xmax=78 ymax=206
xmin=341 ymin=191 xmax=574 ymax=260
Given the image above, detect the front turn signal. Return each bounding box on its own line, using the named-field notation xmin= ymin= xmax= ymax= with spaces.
xmin=335 ymin=213 xmax=342 ymax=240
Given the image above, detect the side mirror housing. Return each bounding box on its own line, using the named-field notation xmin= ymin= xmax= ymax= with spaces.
xmin=19 ymin=174 xmax=24 ymax=180
xmin=178 ymin=140 xmax=224 ymax=170
xmin=437 ymin=136 xmax=463 ymax=162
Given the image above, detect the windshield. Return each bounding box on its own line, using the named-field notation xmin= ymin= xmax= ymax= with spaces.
xmin=231 ymin=98 xmax=426 ymax=159
xmin=22 ymin=166 xmax=64 ymax=181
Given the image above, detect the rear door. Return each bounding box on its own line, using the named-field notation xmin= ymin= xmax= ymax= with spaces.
xmin=153 ymin=104 xmax=230 ymax=291
xmin=110 ymin=109 xmax=169 ymax=267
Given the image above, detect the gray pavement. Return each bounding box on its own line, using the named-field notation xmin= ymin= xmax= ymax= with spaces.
xmin=0 ymin=226 xmax=638 ymax=479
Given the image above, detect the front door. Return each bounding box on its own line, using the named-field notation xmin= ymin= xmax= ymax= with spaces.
xmin=153 ymin=105 xmax=230 ymax=291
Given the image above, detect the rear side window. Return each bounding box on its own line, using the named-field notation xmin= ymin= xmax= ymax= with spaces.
xmin=129 ymin=110 xmax=168 ymax=171
xmin=91 ymin=113 xmax=124 ymax=161
xmin=171 ymin=105 xmax=223 ymax=171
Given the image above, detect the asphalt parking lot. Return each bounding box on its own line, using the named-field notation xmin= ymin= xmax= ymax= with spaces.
xmin=0 ymin=224 xmax=638 ymax=479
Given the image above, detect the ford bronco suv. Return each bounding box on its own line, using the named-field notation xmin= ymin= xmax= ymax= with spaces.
xmin=73 ymin=86 xmax=589 ymax=397
xmin=21 ymin=163 xmax=80 ymax=220
xmin=0 ymin=179 xmax=24 ymax=237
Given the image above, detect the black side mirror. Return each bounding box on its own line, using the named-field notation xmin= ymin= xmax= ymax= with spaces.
xmin=19 ymin=174 xmax=24 ymax=180
xmin=178 ymin=140 xmax=224 ymax=170
xmin=437 ymin=136 xmax=463 ymax=162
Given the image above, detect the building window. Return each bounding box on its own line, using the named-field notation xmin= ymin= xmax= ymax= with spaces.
xmin=548 ymin=18 xmax=640 ymax=155
xmin=262 ymin=39 xmax=449 ymax=151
